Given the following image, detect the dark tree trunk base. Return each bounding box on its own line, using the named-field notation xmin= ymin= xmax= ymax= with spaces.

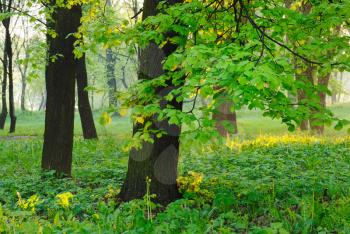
xmin=0 ymin=112 xmax=7 ymax=129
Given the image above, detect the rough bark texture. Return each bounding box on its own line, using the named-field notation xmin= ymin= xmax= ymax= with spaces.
xmin=310 ymin=73 xmax=331 ymax=134
xmin=119 ymin=0 xmax=183 ymax=205
xmin=41 ymin=4 xmax=82 ymax=177
xmin=77 ymin=54 xmax=98 ymax=139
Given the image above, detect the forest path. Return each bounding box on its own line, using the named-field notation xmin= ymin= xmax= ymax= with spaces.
xmin=0 ymin=136 xmax=38 ymax=140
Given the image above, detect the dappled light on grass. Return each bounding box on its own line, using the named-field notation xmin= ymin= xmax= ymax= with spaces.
xmin=225 ymin=134 xmax=350 ymax=150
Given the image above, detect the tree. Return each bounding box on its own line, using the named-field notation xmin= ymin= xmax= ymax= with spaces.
xmin=77 ymin=53 xmax=98 ymax=139
xmin=119 ymin=0 xmax=183 ymax=205
xmin=41 ymin=2 xmax=82 ymax=176
xmin=0 ymin=29 xmax=7 ymax=130
xmin=105 ymin=0 xmax=117 ymax=108
xmin=14 ymin=17 xmax=31 ymax=112
xmin=115 ymin=0 xmax=349 ymax=204
xmin=0 ymin=0 xmax=12 ymax=130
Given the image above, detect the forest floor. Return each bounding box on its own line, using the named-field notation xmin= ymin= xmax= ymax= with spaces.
xmin=0 ymin=103 xmax=349 ymax=233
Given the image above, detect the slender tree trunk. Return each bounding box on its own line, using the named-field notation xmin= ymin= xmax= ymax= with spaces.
xmin=90 ymin=75 xmax=95 ymax=110
xmin=20 ymin=77 xmax=26 ymax=111
xmin=0 ymin=19 xmax=9 ymax=130
xmin=77 ymin=54 xmax=98 ymax=139
xmin=38 ymin=91 xmax=46 ymax=111
xmin=106 ymin=48 xmax=117 ymax=108
xmin=119 ymin=0 xmax=183 ymax=205
xmin=105 ymin=0 xmax=117 ymax=108
xmin=19 ymin=51 xmax=29 ymax=111
xmin=41 ymin=4 xmax=82 ymax=177
xmin=5 ymin=26 xmax=16 ymax=133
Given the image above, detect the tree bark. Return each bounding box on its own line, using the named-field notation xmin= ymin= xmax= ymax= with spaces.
xmin=105 ymin=0 xmax=117 ymax=108
xmin=41 ymin=4 xmax=82 ymax=177
xmin=77 ymin=54 xmax=98 ymax=139
xmin=213 ymin=96 xmax=238 ymax=136
xmin=19 ymin=50 xmax=29 ymax=111
xmin=119 ymin=0 xmax=183 ymax=205
xmin=106 ymin=48 xmax=117 ymax=108
xmin=5 ymin=24 xmax=16 ymax=133
xmin=296 ymin=63 xmax=314 ymax=131
xmin=0 ymin=36 xmax=8 ymax=130
xmin=310 ymin=73 xmax=331 ymax=134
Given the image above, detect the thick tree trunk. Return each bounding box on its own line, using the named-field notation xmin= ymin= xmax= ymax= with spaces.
xmin=310 ymin=73 xmax=331 ymax=134
xmin=0 ymin=37 xmax=7 ymax=130
xmin=77 ymin=54 xmax=98 ymax=139
xmin=41 ymin=4 xmax=82 ymax=177
xmin=119 ymin=0 xmax=183 ymax=205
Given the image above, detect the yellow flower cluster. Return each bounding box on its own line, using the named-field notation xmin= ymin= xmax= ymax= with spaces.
xmin=225 ymin=134 xmax=350 ymax=150
xmin=56 ymin=192 xmax=74 ymax=209
xmin=177 ymin=171 xmax=203 ymax=193
xmin=17 ymin=192 xmax=40 ymax=212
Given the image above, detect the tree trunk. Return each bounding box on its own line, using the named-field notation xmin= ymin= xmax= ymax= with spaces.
xmin=5 ymin=25 xmax=16 ymax=133
xmin=41 ymin=4 xmax=82 ymax=177
xmin=310 ymin=73 xmax=331 ymax=134
xmin=119 ymin=0 xmax=183 ymax=205
xmin=19 ymin=51 xmax=29 ymax=111
xmin=105 ymin=0 xmax=117 ymax=108
xmin=213 ymin=98 xmax=238 ymax=136
xmin=38 ymin=91 xmax=46 ymax=111
xmin=296 ymin=63 xmax=314 ymax=131
xmin=0 ymin=19 xmax=9 ymax=130
xmin=77 ymin=54 xmax=98 ymax=139
xmin=106 ymin=48 xmax=117 ymax=108
xmin=20 ymin=78 xmax=26 ymax=111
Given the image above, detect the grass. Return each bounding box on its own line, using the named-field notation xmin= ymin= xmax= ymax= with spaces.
xmin=0 ymin=103 xmax=349 ymax=233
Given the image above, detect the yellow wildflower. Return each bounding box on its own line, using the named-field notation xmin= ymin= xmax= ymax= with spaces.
xmin=56 ymin=192 xmax=74 ymax=209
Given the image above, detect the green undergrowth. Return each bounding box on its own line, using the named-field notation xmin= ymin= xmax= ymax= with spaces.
xmin=0 ymin=137 xmax=350 ymax=233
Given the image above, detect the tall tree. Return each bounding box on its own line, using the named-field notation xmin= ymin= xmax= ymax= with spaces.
xmin=77 ymin=54 xmax=98 ymax=139
xmin=41 ymin=2 xmax=82 ymax=176
xmin=0 ymin=31 xmax=7 ymax=130
xmin=0 ymin=0 xmax=12 ymax=130
xmin=0 ymin=0 xmax=16 ymax=133
xmin=119 ymin=0 xmax=183 ymax=205
xmin=105 ymin=0 xmax=117 ymax=108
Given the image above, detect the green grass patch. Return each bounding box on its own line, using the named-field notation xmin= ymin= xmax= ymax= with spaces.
xmin=0 ymin=136 xmax=349 ymax=233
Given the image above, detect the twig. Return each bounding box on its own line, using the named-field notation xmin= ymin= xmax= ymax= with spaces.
xmin=186 ymin=87 xmax=200 ymax=114
xmin=131 ymin=7 xmax=143 ymax=20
